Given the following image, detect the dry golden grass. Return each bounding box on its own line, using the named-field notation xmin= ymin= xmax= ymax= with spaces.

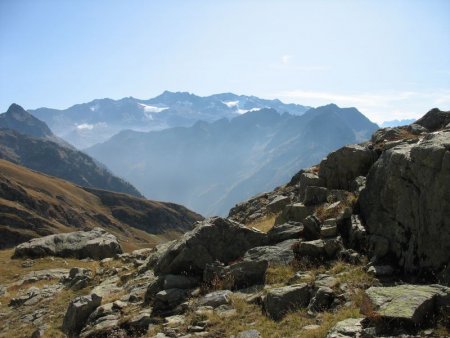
xmin=265 ymin=265 xmax=296 ymax=285
xmin=314 ymin=192 xmax=356 ymax=223
xmin=247 ymin=213 xmax=278 ymax=233
xmin=0 ymin=159 xmax=193 ymax=252
xmin=189 ymin=260 xmax=376 ymax=337
xmin=200 ymin=295 xmax=361 ymax=338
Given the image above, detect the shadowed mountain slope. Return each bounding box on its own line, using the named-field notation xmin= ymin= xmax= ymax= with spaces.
xmin=0 ymin=159 xmax=203 ymax=249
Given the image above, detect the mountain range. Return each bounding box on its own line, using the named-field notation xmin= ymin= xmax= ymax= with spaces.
xmin=0 ymin=104 xmax=142 ymax=197
xmin=86 ymin=103 xmax=378 ymax=216
xmin=30 ymin=91 xmax=310 ymax=149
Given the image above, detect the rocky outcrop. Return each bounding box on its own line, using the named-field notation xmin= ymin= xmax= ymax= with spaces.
xmin=360 ymin=129 xmax=450 ymax=282
xmin=319 ymin=144 xmax=378 ymax=191
xmin=415 ymin=108 xmax=450 ymax=131
xmin=154 ymin=217 xmax=266 ymax=275
xmin=361 ymin=284 xmax=450 ymax=327
xmin=13 ymin=228 xmax=122 ymax=260
xmin=62 ymin=293 xmax=102 ymax=337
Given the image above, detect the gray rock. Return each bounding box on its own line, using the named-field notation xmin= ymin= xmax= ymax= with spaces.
xmin=321 ymin=224 xmax=338 ymax=238
xmin=125 ymin=309 xmax=153 ymax=332
xmin=308 ymin=287 xmax=335 ymax=312
xmin=294 ymin=239 xmax=325 ymax=259
xmin=319 ymin=144 xmax=378 ymax=190
xmin=294 ymin=238 xmax=342 ymax=260
xmin=303 ymin=215 xmax=321 ymax=240
xmin=31 ymin=328 xmax=45 ymax=338
xmin=13 ymin=228 xmax=122 ymax=260
xmin=62 ymin=267 xmax=92 ymax=290
xmin=80 ymin=302 xmax=122 ymax=338
xmin=350 ymin=176 xmax=366 ymax=193
xmin=153 ymin=288 xmax=188 ymax=314
xmin=163 ymin=274 xmax=199 ymax=290
xmin=360 ymin=130 xmax=450 ymax=281
xmin=348 ymin=215 xmax=368 ymax=252
xmin=9 ymin=284 xmax=63 ymax=307
xmin=62 ymin=293 xmax=102 ymax=336
xmin=154 ymin=217 xmax=266 ymax=276
xmin=326 ymin=318 xmax=365 ymax=338
xmin=407 ymin=123 xmax=428 ymax=134
xmin=275 ymin=203 xmax=313 ymax=225
xmin=138 ymin=241 xmax=176 ymax=274
xmin=198 ymin=290 xmax=232 ymax=308
xmin=263 ymin=283 xmax=311 ymax=320
xmin=371 ymin=127 xmax=404 ymax=143
xmin=227 ymin=260 xmax=269 ymax=289
xmin=267 ymin=222 xmax=303 ymax=244
xmin=266 ymin=195 xmax=290 ymax=213
xmin=298 ymin=172 xmax=325 ymax=201
xmin=361 ymin=284 xmax=450 ymax=326
xmin=415 ymin=108 xmax=450 ymax=132
xmin=16 ymin=268 xmax=69 ymax=286
xmin=243 ymin=244 xmax=295 ymax=266
xmin=367 ymin=265 xmax=395 ymax=277
xmin=91 ymin=276 xmax=121 ymax=298
xmin=314 ymin=274 xmax=339 ymax=289
xmin=303 ymin=186 xmax=328 ymax=205
xmin=202 ymin=259 xmax=268 ymax=290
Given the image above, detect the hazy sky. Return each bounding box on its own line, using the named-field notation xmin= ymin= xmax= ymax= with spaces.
xmin=1 ymin=0 xmax=449 ymax=122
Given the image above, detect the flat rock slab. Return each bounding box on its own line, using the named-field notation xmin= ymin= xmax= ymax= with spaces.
xmin=198 ymin=290 xmax=232 ymax=308
xmin=243 ymin=244 xmax=294 ymax=266
xmin=326 ymin=318 xmax=365 ymax=338
xmin=13 ymin=227 xmax=122 ymax=260
xmin=361 ymin=284 xmax=450 ymax=326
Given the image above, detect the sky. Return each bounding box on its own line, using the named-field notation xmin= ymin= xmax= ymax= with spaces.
xmin=0 ymin=0 xmax=449 ymax=123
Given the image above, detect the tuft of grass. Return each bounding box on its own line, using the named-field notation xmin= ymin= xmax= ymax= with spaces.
xmin=265 ymin=265 xmax=296 ymax=286
xmin=314 ymin=192 xmax=356 ymax=223
xmin=201 ymin=294 xmax=361 ymax=338
xmin=247 ymin=213 xmax=278 ymax=233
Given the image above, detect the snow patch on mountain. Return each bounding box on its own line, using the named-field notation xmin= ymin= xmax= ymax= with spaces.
xmin=139 ymin=103 xmax=169 ymax=113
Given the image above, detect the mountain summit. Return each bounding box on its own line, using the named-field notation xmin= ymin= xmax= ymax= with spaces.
xmin=0 ymin=104 xmax=143 ymax=197
xmin=1 ymin=103 xmax=53 ymax=139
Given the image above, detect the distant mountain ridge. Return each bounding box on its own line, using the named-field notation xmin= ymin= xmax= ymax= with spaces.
xmin=0 ymin=104 xmax=143 ymax=197
xmin=30 ymin=91 xmax=310 ymax=148
xmin=86 ymin=104 xmax=378 ymax=216
xmin=380 ymin=118 xmax=416 ymax=128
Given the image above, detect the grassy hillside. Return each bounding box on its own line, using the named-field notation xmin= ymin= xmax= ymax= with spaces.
xmin=0 ymin=159 xmax=203 ymax=251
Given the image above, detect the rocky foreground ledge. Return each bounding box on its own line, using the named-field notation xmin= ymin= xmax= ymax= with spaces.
xmin=0 ymin=108 xmax=448 ymax=337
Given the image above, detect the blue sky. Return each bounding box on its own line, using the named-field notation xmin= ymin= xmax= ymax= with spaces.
xmin=0 ymin=0 xmax=449 ymax=123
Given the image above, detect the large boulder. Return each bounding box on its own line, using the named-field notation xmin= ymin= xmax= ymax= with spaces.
xmin=62 ymin=293 xmax=102 ymax=337
xmin=360 ymin=130 xmax=450 ymax=282
xmin=13 ymin=228 xmax=122 ymax=260
xmin=154 ymin=217 xmax=266 ymax=276
xmin=319 ymin=144 xmax=378 ymax=190
xmin=361 ymin=284 xmax=450 ymax=327
xmin=263 ymin=283 xmax=311 ymax=320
